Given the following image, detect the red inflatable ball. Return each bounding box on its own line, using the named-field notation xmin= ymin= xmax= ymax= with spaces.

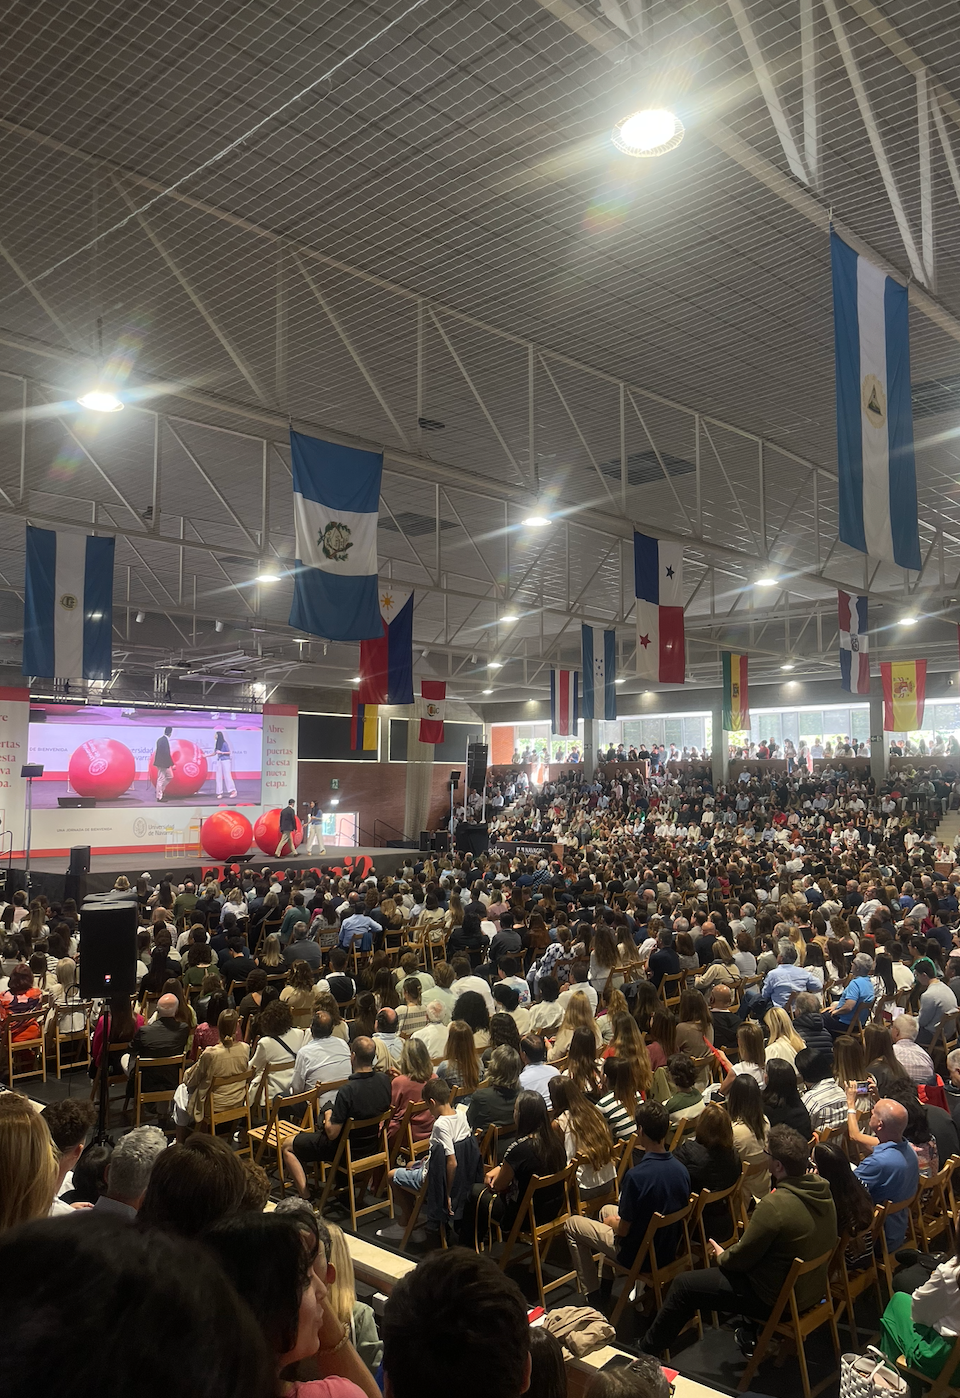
xmin=201 ymin=809 xmax=253 ymax=861
xmin=254 ymin=807 xmax=303 ymax=856
xmin=147 ymin=738 xmax=209 ymax=800
xmin=68 ymin=738 xmax=137 ymax=800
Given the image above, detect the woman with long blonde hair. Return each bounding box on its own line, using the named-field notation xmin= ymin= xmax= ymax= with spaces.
xmin=763 ymin=1006 xmax=805 ymax=1067
xmin=322 ymin=1220 xmax=383 ymax=1375
xmin=0 ymin=1098 xmax=58 ymax=1231
xmin=549 ymin=1077 xmax=617 ymax=1200
xmin=437 ymin=1020 xmax=480 ymax=1097
xmin=548 ymin=991 xmax=602 ymax=1061
xmin=605 ymin=1011 xmax=652 ymax=1099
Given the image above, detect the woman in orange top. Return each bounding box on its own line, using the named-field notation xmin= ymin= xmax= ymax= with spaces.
xmin=0 ymin=964 xmax=42 ymax=1041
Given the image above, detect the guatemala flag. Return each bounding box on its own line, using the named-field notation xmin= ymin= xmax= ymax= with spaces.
xmin=581 ymin=624 xmax=616 ymax=721
xmin=831 ymin=231 xmax=920 ymax=571
xmin=838 ymin=590 xmax=870 ymax=694
xmin=289 ymin=430 xmax=383 ymax=642
xmin=22 ymin=526 xmax=114 ymax=680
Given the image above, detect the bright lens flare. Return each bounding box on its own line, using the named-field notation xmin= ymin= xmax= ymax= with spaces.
xmin=77 ymin=389 xmax=124 ymax=412
xmin=612 ymin=109 xmax=684 ymax=158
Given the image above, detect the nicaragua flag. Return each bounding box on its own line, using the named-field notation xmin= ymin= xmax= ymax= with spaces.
xmin=22 ymin=526 xmax=114 ymax=680
xmin=581 ymin=624 xmax=616 ymax=721
xmin=358 ymin=587 xmax=414 ymax=705
xmin=288 ymin=430 xmax=383 ymax=642
xmin=634 ymin=531 xmax=685 ymax=683
xmin=831 ymin=231 xmax=920 ymax=571
xmin=550 ymin=669 xmax=579 ymax=736
xmin=838 ymin=590 xmax=870 ymax=694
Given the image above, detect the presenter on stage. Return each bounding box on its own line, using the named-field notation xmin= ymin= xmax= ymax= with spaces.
xmin=210 ymin=730 xmax=238 ymax=801
xmin=305 ymin=800 xmax=326 ymax=855
xmin=153 ymin=726 xmax=174 ymax=803
xmin=275 ymin=798 xmax=300 ymax=857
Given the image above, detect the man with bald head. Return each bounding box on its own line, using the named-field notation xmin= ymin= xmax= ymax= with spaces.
xmin=850 ymin=1096 xmax=920 ymax=1247
xmin=283 ymin=1034 xmax=391 ymax=1200
xmin=126 ymin=992 xmax=190 ymax=1095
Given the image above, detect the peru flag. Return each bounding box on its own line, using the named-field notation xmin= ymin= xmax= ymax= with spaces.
xmin=418 ymin=680 xmax=446 ymax=744
xmin=838 ymin=590 xmax=870 ymax=694
xmin=358 ymin=587 xmax=414 ymax=705
xmin=550 ymin=669 xmax=579 ymax=736
xmin=634 ymin=531 xmax=685 ymax=684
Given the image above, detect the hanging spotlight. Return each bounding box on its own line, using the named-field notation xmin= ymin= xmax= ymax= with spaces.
xmin=522 ymin=514 xmax=550 ymax=528
xmin=780 ymin=662 xmax=795 ymax=671
xmin=487 ymin=660 xmax=502 ymax=669
xmin=256 ymin=566 xmax=280 ymax=583
xmin=899 ymin=614 xmax=919 ymax=626
xmin=754 ymin=575 xmax=779 ymax=588
xmin=215 ymin=619 xmax=224 ymax=632
xmin=501 ymin=614 xmax=519 ymax=624
xmin=135 ymin=610 xmax=145 ymax=623
xmin=77 ymin=388 xmax=124 ymax=412
xmin=612 ymin=109 xmax=684 ymax=158
xmin=482 ymin=688 xmax=494 ymax=695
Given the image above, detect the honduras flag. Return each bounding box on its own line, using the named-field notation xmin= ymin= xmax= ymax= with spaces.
xmin=288 ymin=431 xmax=383 ymax=642
xmin=581 ymin=624 xmax=616 ymax=721
xmin=831 ymin=231 xmax=920 ymax=571
xmin=22 ymin=526 xmax=114 ymax=680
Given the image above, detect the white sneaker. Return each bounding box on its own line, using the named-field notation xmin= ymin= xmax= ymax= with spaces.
xmin=376 ymin=1223 xmax=406 ymax=1241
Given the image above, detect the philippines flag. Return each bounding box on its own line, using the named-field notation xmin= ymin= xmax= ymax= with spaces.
xmin=358 ymin=587 xmax=414 ymax=705
xmin=838 ymin=590 xmax=870 ymax=694
xmin=288 ymin=430 xmax=383 ymax=642
xmin=22 ymin=526 xmax=114 ymax=680
xmin=831 ymin=231 xmax=920 ymax=571
xmin=550 ymin=669 xmax=579 ymax=736
xmin=634 ymin=531 xmax=685 ymax=683
xmin=581 ymin=625 xmax=616 ymax=721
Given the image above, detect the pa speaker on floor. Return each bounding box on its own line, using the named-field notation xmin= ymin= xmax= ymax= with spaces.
xmin=78 ymin=899 xmax=138 ymax=998
xmin=69 ymin=845 xmax=91 ymax=875
xmin=455 ymin=822 xmax=489 ymax=856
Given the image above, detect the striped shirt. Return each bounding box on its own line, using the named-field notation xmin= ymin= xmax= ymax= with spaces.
xmin=597 ymin=1090 xmax=637 ymax=1142
xmin=893 ymin=1038 xmax=936 ymax=1085
xmin=800 ymin=1079 xmax=849 ymax=1131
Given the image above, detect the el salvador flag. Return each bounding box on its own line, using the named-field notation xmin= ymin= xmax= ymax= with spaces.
xmin=581 ymin=624 xmax=617 ymax=721
xmin=289 ymin=431 xmax=383 ymax=642
xmin=831 ymin=231 xmax=920 ymax=571
xmin=22 ymin=526 xmax=114 ymax=680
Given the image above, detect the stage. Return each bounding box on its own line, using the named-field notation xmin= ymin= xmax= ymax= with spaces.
xmin=6 ymin=846 xmax=420 ymax=903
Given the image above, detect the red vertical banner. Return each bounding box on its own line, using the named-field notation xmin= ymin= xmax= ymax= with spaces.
xmin=418 ymin=680 xmax=446 ymax=744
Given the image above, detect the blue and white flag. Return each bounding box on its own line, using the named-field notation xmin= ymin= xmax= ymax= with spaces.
xmin=581 ymin=624 xmax=616 ymax=721
xmin=22 ymin=526 xmax=114 ymax=680
xmin=831 ymin=231 xmax=920 ymax=571
xmin=288 ymin=430 xmax=383 ymax=642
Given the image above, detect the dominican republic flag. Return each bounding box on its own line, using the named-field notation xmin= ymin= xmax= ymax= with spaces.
xmin=838 ymin=590 xmax=870 ymax=694
xmin=350 ymin=692 xmax=378 ymax=752
xmin=418 ymin=680 xmax=446 ymax=744
xmin=358 ymin=587 xmax=414 ymax=705
xmin=831 ymin=232 xmax=920 ymax=571
xmin=288 ymin=430 xmax=383 ymax=642
xmin=550 ymin=669 xmax=579 ymax=735
xmin=22 ymin=526 xmax=114 ymax=680
xmin=634 ymin=531 xmax=685 ymax=683
xmin=581 ymin=625 xmax=616 ymax=721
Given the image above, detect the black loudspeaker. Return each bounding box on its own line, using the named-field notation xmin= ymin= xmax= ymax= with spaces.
xmin=455 ymin=822 xmax=489 ymax=856
xmin=466 ymin=742 xmax=488 ymax=792
xmin=78 ymin=900 xmax=138 ymax=998
xmin=59 ymin=797 xmax=97 ymax=809
xmin=69 ymin=845 xmax=91 ymax=875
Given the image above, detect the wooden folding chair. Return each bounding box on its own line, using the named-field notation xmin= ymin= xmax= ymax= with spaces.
xmin=689 ymin=1179 xmax=743 ymax=1328
xmin=497 ymin=1161 xmax=579 ymax=1310
xmin=877 ymin=1190 xmax=920 ymax=1297
xmin=51 ymin=999 xmax=93 ymax=1077
xmin=738 ymin=1159 xmax=769 ymax=1227
xmin=573 ymin=1140 xmax=626 ymax=1218
xmin=317 ymin=1109 xmax=394 ymax=1229
xmin=617 ymin=1131 xmax=640 ymax=1187
xmin=205 ymin=1069 xmax=254 ymax=1156
xmin=914 ymin=1155 xmax=959 ymax=1253
xmin=248 ymin=1086 xmax=319 ymax=1192
xmin=133 ymin=1052 xmax=186 ymax=1126
xmin=667 ymin=1116 xmax=695 ymax=1153
xmin=736 ymin=1249 xmax=841 ymax=1398
xmin=379 ymin=1098 xmax=429 ymax=1195
xmin=829 ymin=1219 xmax=885 ymax=1350
xmin=4 ymin=1004 xmax=47 ymax=1085
xmin=895 ymin=1331 xmax=960 ymax=1398
xmin=659 ymin=971 xmax=685 ymax=1010
xmin=605 ymin=1197 xmax=698 ymax=1333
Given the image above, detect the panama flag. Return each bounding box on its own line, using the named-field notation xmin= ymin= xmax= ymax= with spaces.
xmin=831 ymin=231 xmax=920 ymax=571
xmin=288 ymin=430 xmax=382 ymax=642
xmin=22 ymin=526 xmax=114 ymax=680
xmin=550 ymin=669 xmax=579 ymax=736
xmin=838 ymin=590 xmax=870 ymax=694
xmin=358 ymin=587 xmax=414 ymax=706
xmin=581 ymin=625 xmax=616 ymax=721
xmin=634 ymin=531 xmax=685 ymax=683
xmin=418 ymin=680 xmax=446 ymax=744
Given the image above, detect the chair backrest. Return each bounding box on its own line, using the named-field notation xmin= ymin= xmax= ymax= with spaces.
xmin=135 ymin=1052 xmax=186 ymax=1099
xmin=341 ymin=1109 xmax=392 ymax=1167
xmin=5 ymin=1006 xmax=45 ymax=1041
xmin=634 ymin=1198 xmax=695 ymax=1277
xmin=766 ymin=1248 xmax=836 ymax=1325
xmin=691 ymin=1180 xmax=741 ymax=1253
xmin=207 ymin=1070 xmax=253 ymax=1126
xmin=508 ymin=1160 xmax=578 ymax=1247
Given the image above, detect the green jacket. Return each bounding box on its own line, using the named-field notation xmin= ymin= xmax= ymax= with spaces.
xmin=720 ymin=1175 xmax=837 ymax=1310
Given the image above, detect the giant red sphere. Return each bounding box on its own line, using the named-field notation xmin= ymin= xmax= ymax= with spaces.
xmin=68 ymin=738 xmax=136 ymax=800
xmin=201 ymin=809 xmax=253 ymax=861
xmin=148 ymin=738 xmax=209 ymax=800
xmin=254 ymin=807 xmax=303 ymax=856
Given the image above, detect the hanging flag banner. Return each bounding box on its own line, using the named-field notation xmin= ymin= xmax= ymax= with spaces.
xmin=288 ymin=430 xmax=383 ymax=642
xmin=831 ymin=231 xmax=921 ymax=571
xmin=22 ymin=526 xmax=114 ymax=680
xmin=722 ymin=652 xmax=749 ymax=731
xmin=358 ymin=587 xmax=414 ymax=706
xmin=550 ymin=669 xmax=579 ymax=736
xmin=838 ymin=590 xmax=870 ymax=694
xmin=418 ymin=679 xmax=446 ymax=744
xmin=581 ymin=624 xmax=617 ymax=721
xmin=350 ymin=692 xmax=378 ymax=752
xmin=634 ymin=531 xmax=685 ymax=683
xmin=881 ymin=660 xmax=926 ymax=731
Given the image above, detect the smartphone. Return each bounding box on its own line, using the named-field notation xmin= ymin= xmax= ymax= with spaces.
xmin=855 ymin=1080 xmax=871 ymax=1096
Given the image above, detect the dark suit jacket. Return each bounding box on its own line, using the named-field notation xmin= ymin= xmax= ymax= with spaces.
xmin=130 ymin=1017 xmax=189 ymax=1091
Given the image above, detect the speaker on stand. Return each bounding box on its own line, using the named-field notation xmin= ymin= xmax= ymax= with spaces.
xmin=79 ymin=894 xmax=138 ymax=1144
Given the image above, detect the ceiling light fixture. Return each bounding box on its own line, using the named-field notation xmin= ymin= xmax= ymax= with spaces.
xmin=135 ymin=611 xmax=145 ymax=623
xmin=487 ymin=660 xmax=502 ymax=669
xmin=780 ymin=662 xmax=795 ymax=671
xmin=77 ymin=388 xmax=124 ymax=413
xmin=612 ymin=108 xmax=684 ymax=158
xmin=754 ymin=575 xmax=779 ymax=587
xmin=615 ymin=677 xmax=625 ymax=685
xmin=501 ymin=614 xmax=519 ymax=624
xmin=482 ymin=688 xmax=494 ymax=695
xmin=350 ymin=676 xmax=361 ymax=682
xmin=899 ymin=614 xmax=919 ymax=626
xmin=256 ymin=567 xmax=280 ymax=583
xmin=522 ymin=514 xmax=550 ymax=527
xmin=215 ymin=620 xmax=224 ymax=632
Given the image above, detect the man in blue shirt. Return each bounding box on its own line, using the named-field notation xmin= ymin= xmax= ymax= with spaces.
xmin=851 ymin=1097 xmax=920 ymax=1247
xmin=338 ymin=910 xmax=379 ymax=955
xmin=564 ymin=1101 xmax=690 ymax=1304
xmin=825 ymin=952 xmax=875 ymax=1038
xmin=761 ymin=945 xmax=822 ymax=1008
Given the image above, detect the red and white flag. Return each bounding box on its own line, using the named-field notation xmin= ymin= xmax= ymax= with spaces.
xmin=550 ymin=669 xmax=579 ymax=736
xmin=418 ymin=680 xmax=446 ymax=744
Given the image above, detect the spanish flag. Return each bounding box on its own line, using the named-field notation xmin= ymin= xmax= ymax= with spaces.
xmin=881 ymin=660 xmax=926 ymax=732
xmin=722 ymin=652 xmax=748 ymax=731
xmin=350 ymin=691 xmax=378 ymax=752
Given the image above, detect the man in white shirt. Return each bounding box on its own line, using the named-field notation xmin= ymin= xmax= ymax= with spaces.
xmin=519 ymin=1034 xmax=560 ymax=1104
xmin=290 ymin=1012 xmax=352 ymax=1105
xmin=450 ymin=957 xmax=495 ymax=1014
xmin=412 ymin=1002 xmax=449 ymax=1059
xmin=557 ymin=968 xmax=599 ymax=1016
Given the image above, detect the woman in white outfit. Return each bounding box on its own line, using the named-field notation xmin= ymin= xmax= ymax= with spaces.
xmin=305 ymin=800 xmax=326 ymax=855
xmin=211 ymin=730 xmax=237 ymax=800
